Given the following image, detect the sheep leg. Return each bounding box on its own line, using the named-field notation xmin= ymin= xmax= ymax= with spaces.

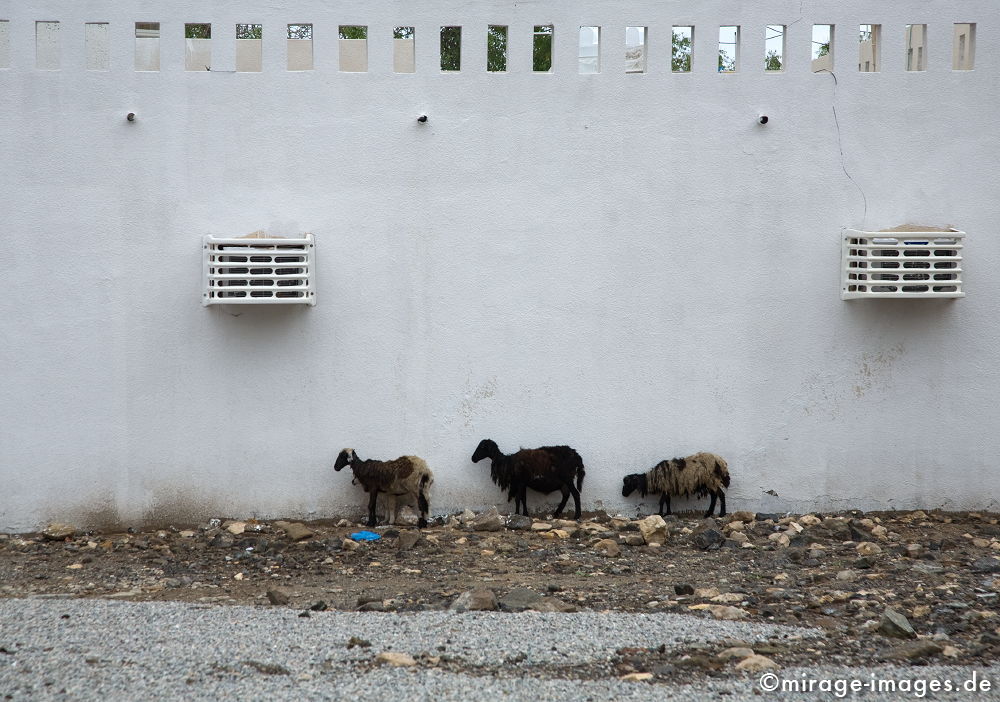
xmin=717 ymin=490 xmax=727 ymax=517
xmin=366 ymin=490 xmax=380 ymax=527
xmin=517 ymin=485 xmax=528 ymax=516
xmin=705 ymin=491 xmax=718 ymax=518
xmin=417 ymin=478 xmax=430 ymax=529
xmin=552 ymin=485 xmax=571 ymax=518
xmin=658 ymin=493 xmax=668 ymax=516
xmin=569 ymin=484 xmax=582 ymax=520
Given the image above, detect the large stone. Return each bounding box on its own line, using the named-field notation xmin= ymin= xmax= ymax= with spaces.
xmin=856 ymin=541 xmax=882 ymax=556
xmin=638 ymin=515 xmax=668 ymax=545
xmin=499 ymin=587 xmax=545 ymax=612
xmin=594 ymin=539 xmax=621 ymax=557
xmin=42 ymin=523 xmax=76 ymax=541
xmin=506 ymin=514 xmax=533 ymax=531
xmin=274 ymin=521 xmax=314 ymax=541
xmin=888 ymin=641 xmax=943 ymax=661
xmin=693 ymin=528 xmax=725 ymax=551
xmin=397 ymin=532 xmax=421 ymax=551
xmin=395 ymin=506 xmax=420 ymax=527
xmin=878 ymin=608 xmax=917 ymax=639
xmin=735 ymin=654 xmax=779 ymax=672
xmin=971 ymin=557 xmax=1000 ymax=573
xmin=266 ymin=588 xmax=291 ymax=605
xmin=450 ymin=589 xmax=499 ymax=612
xmin=530 ymin=598 xmax=576 ymax=613
xmin=730 ymin=511 xmax=755 ymax=523
xmin=472 ymin=507 xmax=503 ymax=532
xmin=375 ymin=652 xmax=417 ymax=667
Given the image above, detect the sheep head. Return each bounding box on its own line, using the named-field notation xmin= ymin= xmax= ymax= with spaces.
xmin=471 ymin=439 xmax=499 ymax=463
xmin=622 ymin=473 xmax=648 ymax=498
xmin=334 ymin=448 xmax=356 ymax=472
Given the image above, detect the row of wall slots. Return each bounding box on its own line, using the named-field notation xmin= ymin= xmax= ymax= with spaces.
xmin=4 ymin=21 xmax=978 ymax=74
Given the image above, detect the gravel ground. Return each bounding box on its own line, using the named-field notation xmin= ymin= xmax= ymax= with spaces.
xmin=1 ymin=598 xmax=997 ymax=701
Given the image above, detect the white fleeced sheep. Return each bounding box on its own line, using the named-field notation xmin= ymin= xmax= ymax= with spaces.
xmin=622 ymin=452 xmax=731 ymax=518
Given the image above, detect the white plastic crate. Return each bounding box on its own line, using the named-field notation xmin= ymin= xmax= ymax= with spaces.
xmin=842 ymin=229 xmax=964 ymax=299
xmin=203 ymin=234 xmax=315 ymax=305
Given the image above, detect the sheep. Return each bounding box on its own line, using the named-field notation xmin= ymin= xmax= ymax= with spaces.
xmin=334 ymin=448 xmax=433 ymax=528
xmin=622 ymin=452 xmax=730 ymax=518
xmin=471 ymin=439 xmax=585 ymax=519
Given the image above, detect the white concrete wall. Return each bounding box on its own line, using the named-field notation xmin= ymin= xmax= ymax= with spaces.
xmin=1 ymin=0 xmax=998 ymax=531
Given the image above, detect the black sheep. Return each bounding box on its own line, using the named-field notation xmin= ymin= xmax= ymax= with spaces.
xmin=471 ymin=439 xmax=585 ymax=519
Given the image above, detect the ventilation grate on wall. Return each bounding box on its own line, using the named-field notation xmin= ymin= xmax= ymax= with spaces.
xmin=842 ymin=229 xmax=964 ymax=299
xmin=203 ymin=234 xmax=315 ymax=305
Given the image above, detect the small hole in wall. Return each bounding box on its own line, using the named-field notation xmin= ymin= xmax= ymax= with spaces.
xmin=236 ymin=24 xmax=262 ymax=72
xmin=287 ymin=24 xmax=313 ymax=71
xmin=533 ymin=25 xmax=553 ymax=72
xmin=487 ymin=25 xmax=507 ymax=72
xmin=440 ymin=26 xmax=461 ymax=71
xmin=765 ymin=25 xmax=784 ymax=71
xmin=812 ymin=24 xmax=833 ymax=72
xmin=339 ymin=25 xmax=367 ymax=72
xmin=579 ymin=26 xmax=599 ymax=74
xmin=672 ymin=26 xmax=693 ymax=73
xmin=135 ymin=22 xmax=160 ymax=71
xmin=954 ymin=23 xmax=975 ymax=70
xmin=859 ymin=24 xmax=880 ymax=72
xmin=718 ymin=25 xmax=739 ymax=72
xmin=86 ymin=23 xmax=110 ymax=71
xmin=905 ymin=24 xmax=927 ymax=71
xmin=36 ymin=21 xmax=60 ymax=71
xmin=626 ymin=26 xmax=646 ymax=73
xmin=394 ymin=27 xmax=415 ymax=73
xmin=185 ymin=23 xmax=212 ymax=72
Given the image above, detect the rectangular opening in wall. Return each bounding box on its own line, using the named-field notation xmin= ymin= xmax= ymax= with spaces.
xmin=0 ymin=20 xmax=8 ymax=69
xmin=626 ymin=26 xmax=646 ymax=73
xmin=85 ymin=23 xmax=110 ymax=70
xmin=672 ymin=26 xmax=693 ymax=72
xmin=812 ymin=24 xmax=833 ymax=72
xmin=533 ymin=25 xmax=553 ymax=72
xmin=204 ymin=234 xmax=316 ymax=305
xmin=236 ymin=24 xmax=262 ymax=72
xmin=765 ymin=24 xmax=784 ymax=71
xmin=953 ymin=23 xmax=975 ymax=70
xmin=393 ymin=27 xmax=415 ymax=73
xmin=718 ymin=26 xmax=738 ymax=72
xmin=339 ymin=25 xmax=367 ymax=72
xmin=842 ymin=230 xmax=965 ymax=299
xmin=905 ymin=24 xmax=927 ymax=71
xmin=135 ymin=22 xmax=160 ymax=71
xmin=36 ymin=21 xmax=60 ymax=70
xmin=440 ymin=26 xmax=461 ymax=71
xmin=859 ymin=24 xmax=879 ymax=72
xmin=487 ymin=25 xmax=507 ymax=72
xmin=579 ymin=26 xmax=599 ymax=74
xmin=287 ymin=24 xmax=313 ymax=70
xmin=185 ymin=23 xmax=211 ymax=71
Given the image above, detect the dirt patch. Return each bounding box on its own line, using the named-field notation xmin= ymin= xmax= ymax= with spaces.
xmin=2 ymin=509 xmax=998 ymax=681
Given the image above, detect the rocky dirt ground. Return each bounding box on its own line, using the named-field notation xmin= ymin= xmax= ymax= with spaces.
xmin=2 ymin=508 xmax=999 ymax=684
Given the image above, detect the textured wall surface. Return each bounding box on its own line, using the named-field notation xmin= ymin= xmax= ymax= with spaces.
xmin=1 ymin=0 xmax=998 ymax=531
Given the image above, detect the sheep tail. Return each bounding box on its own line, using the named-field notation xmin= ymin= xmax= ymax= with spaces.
xmin=576 ymin=464 xmax=585 ymax=492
